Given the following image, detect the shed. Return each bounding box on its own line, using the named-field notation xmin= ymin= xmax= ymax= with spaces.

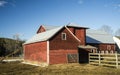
xmin=86 ymin=29 xmax=116 ymax=53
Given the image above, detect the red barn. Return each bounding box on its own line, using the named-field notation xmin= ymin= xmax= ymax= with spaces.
xmin=23 ymin=23 xmax=115 ymax=65
xmin=86 ymin=29 xmax=115 ymax=53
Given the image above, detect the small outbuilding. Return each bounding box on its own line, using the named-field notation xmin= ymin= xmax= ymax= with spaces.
xmin=86 ymin=29 xmax=116 ymax=53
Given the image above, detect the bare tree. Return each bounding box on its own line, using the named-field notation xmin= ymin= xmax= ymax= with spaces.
xmin=115 ymin=28 xmax=120 ymax=36
xmin=99 ymin=25 xmax=113 ymax=34
xmin=13 ymin=33 xmax=20 ymax=41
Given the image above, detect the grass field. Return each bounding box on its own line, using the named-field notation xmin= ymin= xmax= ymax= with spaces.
xmin=0 ymin=62 xmax=120 ymax=75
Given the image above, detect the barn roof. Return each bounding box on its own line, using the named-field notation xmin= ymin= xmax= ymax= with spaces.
xmin=42 ymin=23 xmax=88 ymax=31
xmin=43 ymin=25 xmax=60 ymax=31
xmin=24 ymin=26 xmax=64 ymax=44
xmin=86 ymin=29 xmax=115 ymax=44
xmin=67 ymin=23 xmax=88 ymax=29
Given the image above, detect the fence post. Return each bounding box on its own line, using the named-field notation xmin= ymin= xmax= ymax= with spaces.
xmin=116 ymin=52 xmax=118 ymax=68
xmin=89 ymin=53 xmax=90 ymax=64
xmin=99 ymin=51 xmax=101 ymax=65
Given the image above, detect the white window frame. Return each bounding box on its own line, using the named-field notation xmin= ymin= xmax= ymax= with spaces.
xmin=62 ymin=33 xmax=66 ymax=40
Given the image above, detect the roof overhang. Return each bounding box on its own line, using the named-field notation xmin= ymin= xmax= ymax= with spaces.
xmin=78 ymin=45 xmax=97 ymax=49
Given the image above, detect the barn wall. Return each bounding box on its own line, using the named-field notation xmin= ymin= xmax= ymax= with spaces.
xmin=37 ymin=25 xmax=46 ymax=34
xmin=68 ymin=27 xmax=86 ymax=45
xmin=75 ymin=29 xmax=86 ymax=45
xmin=49 ymin=28 xmax=80 ymax=50
xmin=49 ymin=28 xmax=80 ymax=64
xmin=99 ymin=44 xmax=115 ymax=52
xmin=87 ymin=43 xmax=116 ymax=52
xmin=24 ymin=41 xmax=47 ymax=63
xmin=49 ymin=49 xmax=78 ymax=64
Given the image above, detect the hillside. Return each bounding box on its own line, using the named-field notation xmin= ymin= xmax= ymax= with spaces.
xmin=0 ymin=38 xmax=24 ymax=57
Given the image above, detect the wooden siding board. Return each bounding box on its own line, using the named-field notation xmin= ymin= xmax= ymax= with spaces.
xmin=49 ymin=28 xmax=80 ymax=64
xmin=68 ymin=27 xmax=86 ymax=45
xmin=49 ymin=28 xmax=80 ymax=50
xmin=87 ymin=43 xmax=116 ymax=51
xmin=24 ymin=41 xmax=47 ymax=63
xmin=37 ymin=25 xmax=46 ymax=33
xmin=49 ymin=50 xmax=78 ymax=64
xmin=75 ymin=29 xmax=86 ymax=45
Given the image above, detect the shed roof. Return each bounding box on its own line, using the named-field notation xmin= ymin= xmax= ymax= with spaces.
xmin=78 ymin=45 xmax=97 ymax=49
xmin=67 ymin=23 xmax=88 ymax=29
xmin=24 ymin=26 xmax=63 ymax=44
xmin=43 ymin=25 xmax=60 ymax=31
xmin=86 ymin=29 xmax=115 ymax=44
xmin=42 ymin=23 xmax=88 ymax=31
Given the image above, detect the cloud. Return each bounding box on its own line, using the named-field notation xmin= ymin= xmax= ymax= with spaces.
xmin=0 ymin=0 xmax=7 ymax=7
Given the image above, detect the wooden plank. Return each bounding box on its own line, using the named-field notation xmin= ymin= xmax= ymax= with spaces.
xmin=90 ymin=59 xmax=99 ymax=62
xmin=89 ymin=53 xmax=120 ymax=68
xmin=89 ymin=56 xmax=99 ymax=59
xmin=100 ymin=64 xmax=116 ymax=67
xmin=90 ymin=62 xmax=99 ymax=65
xmin=89 ymin=53 xmax=99 ymax=55
xmin=101 ymin=60 xmax=116 ymax=63
xmin=101 ymin=57 xmax=116 ymax=59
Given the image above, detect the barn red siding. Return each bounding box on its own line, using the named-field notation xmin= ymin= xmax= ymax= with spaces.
xmin=68 ymin=27 xmax=86 ymax=45
xmin=49 ymin=49 xmax=78 ymax=64
xmin=49 ymin=28 xmax=80 ymax=50
xmin=37 ymin=25 xmax=46 ymax=33
xmin=68 ymin=28 xmax=74 ymax=33
xmin=24 ymin=41 xmax=47 ymax=63
xmin=49 ymin=28 xmax=80 ymax=64
xmin=99 ymin=44 xmax=115 ymax=51
xmin=87 ymin=43 xmax=115 ymax=52
xmin=75 ymin=29 xmax=86 ymax=45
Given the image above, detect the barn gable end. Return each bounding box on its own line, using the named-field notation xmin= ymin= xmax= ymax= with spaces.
xmin=49 ymin=27 xmax=81 ymax=64
xmin=37 ymin=25 xmax=46 ymax=34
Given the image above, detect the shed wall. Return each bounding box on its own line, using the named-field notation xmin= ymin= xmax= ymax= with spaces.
xmin=49 ymin=50 xmax=78 ymax=64
xmin=87 ymin=43 xmax=116 ymax=52
xmin=24 ymin=41 xmax=47 ymax=63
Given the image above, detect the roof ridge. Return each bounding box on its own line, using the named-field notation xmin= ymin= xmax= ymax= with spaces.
xmin=24 ymin=26 xmax=64 ymax=44
xmin=65 ymin=26 xmax=81 ymax=42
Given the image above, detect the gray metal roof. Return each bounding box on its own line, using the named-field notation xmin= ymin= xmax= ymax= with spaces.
xmin=43 ymin=25 xmax=60 ymax=31
xmin=86 ymin=29 xmax=115 ymax=44
xmin=67 ymin=23 xmax=88 ymax=28
xmin=42 ymin=23 xmax=88 ymax=31
xmin=24 ymin=26 xmax=63 ymax=44
xmin=78 ymin=45 xmax=97 ymax=49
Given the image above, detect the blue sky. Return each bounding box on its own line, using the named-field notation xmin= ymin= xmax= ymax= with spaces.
xmin=0 ymin=0 xmax=120 ymax=40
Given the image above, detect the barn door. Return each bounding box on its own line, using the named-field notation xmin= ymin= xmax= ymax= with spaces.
xmin=67 ymin=54 xmax=78 ymax=63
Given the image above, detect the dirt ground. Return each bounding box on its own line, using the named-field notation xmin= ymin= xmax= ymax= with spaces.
xmin=0 ymin=62 xmax=120 ymax=75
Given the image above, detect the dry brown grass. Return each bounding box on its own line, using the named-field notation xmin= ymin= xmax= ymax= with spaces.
xmin=0 ymin=62 xmax=120 ymax=75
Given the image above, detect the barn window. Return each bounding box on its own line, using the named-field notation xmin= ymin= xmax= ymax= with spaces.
xmin=62 ymin=33 xmax=66 ymax=40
